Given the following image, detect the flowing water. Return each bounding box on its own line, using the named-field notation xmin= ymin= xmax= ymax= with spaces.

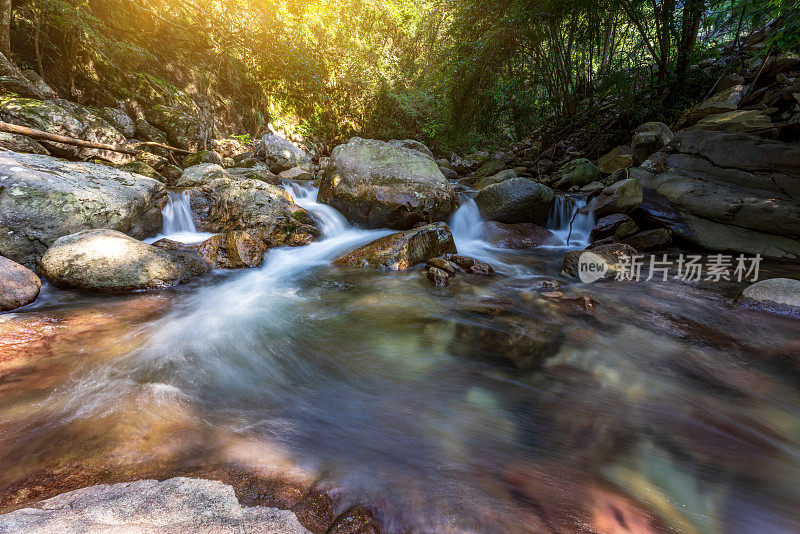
xmin=1 ymin=185 xmax=800 ymax=533
xmin=146 ymin=190 xmax=215 ymax=245
xmin=546 ymin=195 xmax=595 ymax=249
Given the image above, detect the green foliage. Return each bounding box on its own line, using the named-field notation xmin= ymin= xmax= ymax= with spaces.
xmin=5 ymin=0 xmax=798 ymax=153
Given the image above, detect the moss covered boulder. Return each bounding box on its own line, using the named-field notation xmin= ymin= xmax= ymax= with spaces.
xmin=146 ymin=105 xmax=210 ymax=151
xmin=0 ymin=97 xmax=128 ymax=163
xmin=334 ymin=223 xmax=457 ymax=270
xmin=189 ymin=177 xmax=319 ymax=237
xmin=474 ymin=177 xmax=554 ymax=224
xmin=319 ymin=138 xmax=459 ymax=229
xmin=0 ymin=151 xmax=164 ymax=268
xmin=41 ymin=230 xmax=208 ymax=292
xmin=552 ymin=158 xmax=601 ymax=189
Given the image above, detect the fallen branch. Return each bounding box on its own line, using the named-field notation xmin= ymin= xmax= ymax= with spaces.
xmin=0 ymin=121 xmax=192 ymax=157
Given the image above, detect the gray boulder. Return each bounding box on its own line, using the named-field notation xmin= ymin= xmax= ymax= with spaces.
xmin=176 ymin=163 xmax=230 ymax=187
xmin=255 ymin=133 xmax=313 ymax=174
xmin=0 ymin=477 xmax=309 ymax=534
xmin=40 ymin=230 xmax=208 ymax=292
xmin=0 ymin=151 xmax=164 ymax=268
xmin=0 ymin=97 xmax=129 ymax=163
xmin=632 ymin=122 xmax=674 ymax=165
xmin=593 ymin=177 xmax=643 ymax=217
xmin=0 ymin=131 xmax=48 ymax=155
xmin=318 ymin=138 xmax=458 ymax=229
xmin=552 ymin=158 xmax=600 ymax=189
xmin=147 ymin=105 xmax=210 ymax=152
xmin=474 ymin=177 xmax=554 ymax=224
xmin=99 ymin=107 xmax=136 ymax=138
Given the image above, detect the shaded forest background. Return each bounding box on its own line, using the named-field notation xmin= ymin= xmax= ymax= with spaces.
xmin=2 ymin=0 xmax=799 ymax=153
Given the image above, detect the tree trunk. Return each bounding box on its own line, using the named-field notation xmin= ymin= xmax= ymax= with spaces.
xmin=0 ymin=0 xmax=11 ymax=57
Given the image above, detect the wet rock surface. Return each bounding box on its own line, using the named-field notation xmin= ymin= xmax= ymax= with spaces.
xmin=0 ymin=255 xmax=40 ymax=311
xmin=334 ymin=223 xmax=456 ymax=270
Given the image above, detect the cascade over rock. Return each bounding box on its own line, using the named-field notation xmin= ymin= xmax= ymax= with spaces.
xmin=334 ymin=222 xmax=457 ymax=270
xmin=318 ymin=137 xmax=459 ymax=230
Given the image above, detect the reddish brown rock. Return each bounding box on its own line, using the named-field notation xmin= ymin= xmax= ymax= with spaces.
xmin=0 ymin=256 xmax=40 ymax=311
xmin=427 ymin=266 xmax=450 ymax=287
xmin=334 ymin=223 xmax=457 ymax=270
xmin=198 ymin=232 xmax=270 ymax=269
xmin=329 ymin=505 xmax=381 ymax=534
xmin=484 ymin=221 xmax=557 ymax=248
xmin=291 ymin=490 xmax=335 ymax=533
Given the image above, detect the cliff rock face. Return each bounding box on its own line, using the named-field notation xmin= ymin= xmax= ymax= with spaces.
xmin=636 ymin=130 xmax=800 ymax=259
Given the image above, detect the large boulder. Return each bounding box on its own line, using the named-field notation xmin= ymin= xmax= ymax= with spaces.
xmin=176 ymin=163 xmax=230 ymax=187
xmin=0 ymin=255 xmax=40 ymax=311
xmin=0 ymin=97 xmax=129 ymax=163
xmin=0 ymin=53 xmax=49 ymax=98
xmin=552 ymin=158 xmax=601 ymax=189
xmin=0 ymin=151 xmax=164 ymax=268
xmin=688 ymin=110 xmax=773 ymax=135
xmin=593 ymin=178 xmax=643 ymax=217
xmin=318 ymin=138 xmax=459 ymax=229
xmin=636 ymin=130 xmax=800 ymax=259
xmin=688 ymin=85 xmax=746 ymax=123
xmin=0 ymin=131 xmax=48 ymax=155
xmin=475 ymin=169 xmax=517 ymax=190
xmin=146 ymin=105 xmax=210 ymax=151
xmin=741 ymin=278 xmax=800 ymax=315
xmin=189 ymin=178 xmax=318 ymax=236
xmin=40 ymin=230 xmax=208 ymax=292
xmin=334 ymin=223 xmax=456 ymax=270
xmin=474 ymin=177 xmax=554 ymax=224
xmin=254 ymin=133 xmax=313 ymax=174
xmin=598 ymin=146 xmax=634 ymax=174
xmin=632 ymin=122 xmax=674 ymax=165
xmin=98 ymin=107 xmax=136 ymax=138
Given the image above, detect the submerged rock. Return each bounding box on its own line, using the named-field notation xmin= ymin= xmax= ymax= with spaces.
xmin=0 ymin=150 xmax=164 ymax=268
xmin=484 ymin=221 xmax=557 ymax=248
xmin=474 ymin=177 xmax=554 ymax=224
xmin=741 ymin=278 xmax=800 ymax=315
xmin=255 ymin=133 xmax=313 ymax=174
xmin=0 ymin=255 xmax=40 ymax=311
xmin=40 ymin=230 xmax=208 ymax=292
xmin=0 ymin=477 xmax=309 ymax=533
xmin=318 ymin=138 xmax=459 ymax=229
xmin=334 ymin=223 xmax=457 ymax=270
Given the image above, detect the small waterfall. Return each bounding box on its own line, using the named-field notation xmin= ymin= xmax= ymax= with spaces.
xmin=163 ymin=191 xmax=198 ymax=235
xmin=147 ymin=190 xmax=214 ymax=245
xmin=546 ymin=195 xmax=595 ymax=249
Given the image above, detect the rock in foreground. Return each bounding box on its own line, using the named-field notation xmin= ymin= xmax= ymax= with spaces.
xmin=0 ymin=477 xmax=309 ymax=534
xmin=0 ymin=256 xmax=40 ymax=311
xmin=319 ymin=138 xmax=459 ymax=229
xmin=741 ymin=278 xmax=800 ymax=315
xmin=334 ymin=223 xmax=457 ymax=270
xmin=0 ymin=150 xmax=164 ymax=268
xmin=40 ymin=230 xmax=208 ymax=292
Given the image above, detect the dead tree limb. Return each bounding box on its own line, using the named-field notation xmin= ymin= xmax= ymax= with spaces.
xmin=0 ymin=121 xmax=192 ymax=157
